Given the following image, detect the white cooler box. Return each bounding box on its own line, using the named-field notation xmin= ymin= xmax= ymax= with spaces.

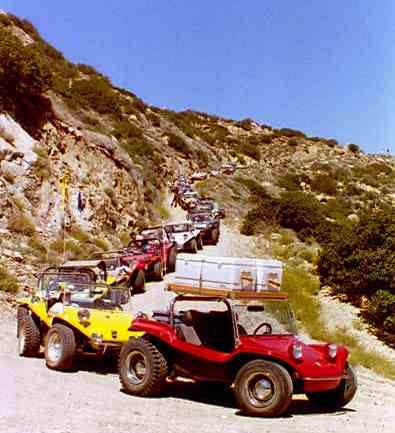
xmin=174 ymin=255 xmax=283 ymax=292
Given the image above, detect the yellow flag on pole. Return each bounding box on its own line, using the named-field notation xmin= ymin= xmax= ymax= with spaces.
xmin=58 ymin=172 xmax=70 ymax=203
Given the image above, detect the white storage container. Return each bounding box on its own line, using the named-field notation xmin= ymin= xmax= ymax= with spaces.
xmin=174 ymin=255 xmax=283 ymax=292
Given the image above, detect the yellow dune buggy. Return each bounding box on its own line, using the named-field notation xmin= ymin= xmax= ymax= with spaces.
xmin=17 ymin=268 xmax=142 ymax=370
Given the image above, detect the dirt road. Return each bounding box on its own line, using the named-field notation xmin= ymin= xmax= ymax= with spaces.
xmin=1 ymin=202 xmax=394 ymax=433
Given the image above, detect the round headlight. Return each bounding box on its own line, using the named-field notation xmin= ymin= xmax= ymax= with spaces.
xmin=292 ymin=342 xmax=303 ymax=360
xmin=328 ymin=343 xmax=338 ymax=359
xmin=78 ymin=308 xmax=90 ymax=322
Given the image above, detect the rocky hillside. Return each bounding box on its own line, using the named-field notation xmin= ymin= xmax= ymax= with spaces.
xmin=0 ymin=11 xmax=394 ymax=308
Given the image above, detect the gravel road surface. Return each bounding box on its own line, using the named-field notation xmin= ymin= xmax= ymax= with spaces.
xmin=1 ymin=201 xmax=394 ymax=433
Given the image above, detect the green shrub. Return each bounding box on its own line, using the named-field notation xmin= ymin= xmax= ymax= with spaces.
xmin=196 ymin=148 xmax=209 ymax=166
xmin=121 ymin=137 xmax=155 ymax=158
xmin=0 ymin=28 xmax=52 ymax=134
xmin=240 ymin=195 xmax=280 ymax=235
xmin=310 ymin=173 xmax=338 ymax=195
xmin=92 ymin=237 xmax=110 ymax=251
xmin=287 ymin=138 xmax=299 ymax=147
xmin=32 ymin=146 xmax=50 ymax=180
xmin=0 ymin=265 xmax=19 ymax=293
xmin=7 ymin=14 xmax=39 ymax=38
xmin=113 ymin=119 xmax=143 ymax=140
xmin=238 ymin=140 xmax=260 ymax=160
xmin=277 ymin=172 xmax=308 ymax=191
xmin=260 ymin=135 xmax=272 ymax=144
xmin=278 ymin=191 xmax=323 ymax=240
xmin=272 ymin=128 xmax=306 ymax=138
xmin=0 ymin=28 xmax=52 ymax=98
xmin=0 ymin=14 xmax=11 ymax=26
xmin=325 ymin=138 xmax=338 ymax=147
xmin=237 ymin=118 xmax=254 ymax=131
xmin=368 ymin=290 xmax=395 ymax=333
xmin=64 ymin=77 xmax=121 ymax=117
xmin=77 ymin=63 xmax=101 ymax=75
xmin=318 ymin=206 xmax=395 ymax=297
xmin=70 ymin=226 xmax=91 ymax=243
xmin=167 ymin=132 xmax=191 ymax=155
xmin=236 ymin=177 xmax=268 ymax=201
xmin=323 ymin=197 xmax=352 ymax=220
xmin=146 ymin=112 xmax=161 ymax=127
xmin=28 ymin=236 xmax=47 ymax=255
xmin=348 ymin=143 xmax=360 ymax=153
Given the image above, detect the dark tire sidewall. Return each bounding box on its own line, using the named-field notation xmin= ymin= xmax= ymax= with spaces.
xmin=234 ymin=360 xmax=293 ymax=417
xmin=45 ymin=324 xmax=76 ymax=370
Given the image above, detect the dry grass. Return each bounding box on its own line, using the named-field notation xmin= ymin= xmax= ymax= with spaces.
xmin=0 ymin=265 xmax=19 ymax=293
xmin=7 ymin=213 xmax=36 ymax=236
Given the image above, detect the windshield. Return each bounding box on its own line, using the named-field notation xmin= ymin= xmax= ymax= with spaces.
xmin=232 ymin=300 xmax=297 ymax=336
xmin=127 ymin=239 xmax=160 ymax=254
xmin=141 ymin=228 xmax=163 ymax=239
xmin=167 ymin=224 xmax=190 ymax=233
xmin=40 ymin=272 xmax=94 ymax=296
xmin=191 ymin=214 xmax=209 ymax=223
xmin=46 ymin=282 xmax=130 ymax=310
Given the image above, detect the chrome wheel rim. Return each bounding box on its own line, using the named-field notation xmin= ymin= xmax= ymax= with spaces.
xmin=246 ymin=373 xmax=274 ymax=406
xmin=47 ymin=333 xmax=62 ymax=362
xmin=126 ymin=350 xmax=147 ymax=384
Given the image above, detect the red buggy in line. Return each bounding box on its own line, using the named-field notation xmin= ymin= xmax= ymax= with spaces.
xmin=118 ymin=285 xmax=357 ymax=417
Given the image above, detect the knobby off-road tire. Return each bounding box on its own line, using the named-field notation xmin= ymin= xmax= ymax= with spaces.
xmin=152 ymin=261 xmax=164 ymax=281
xmin=234 ymin=360 xmax=293 ymax=417
xmin=119 ymin=337 xmax=168 ymax=397
xmin=211 ymin=228 xmax=219 ymax=245
xmin=306 ymin=365 xmax=357 ymax=409
xmin=17 ymin=306 xmax=29 ymax=337
xmin=189 ymin=238 xmax=198 ymax=253
xmin=131 ymin=270 xmax=145 ymax=294
xmin=167 ymin=247 xmax=177 ymax=273
xmin=18 ymin=315 xmax=41 ymax=357
xmin=45 ymin=324 xmax=76 ymax=370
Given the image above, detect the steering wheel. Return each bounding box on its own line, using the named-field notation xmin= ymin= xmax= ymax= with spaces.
xmin=253 ymin=322 xmax=272 ymax=335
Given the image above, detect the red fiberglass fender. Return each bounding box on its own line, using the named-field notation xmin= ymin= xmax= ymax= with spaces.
xmin=239 ymin=335 xmax=349 ymax=390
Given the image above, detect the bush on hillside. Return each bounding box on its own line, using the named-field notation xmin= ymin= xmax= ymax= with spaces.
xmin=236 ymin=177 xmax=268 ymax=201
xmin=277 ymin=172 xmax=308 ymax=191
xmin=277 ymin=191 xmax=323 ymax=240
xmin=0 ymin=28 xmax=52 ymax=101
xmin=310 ymin=173 xmax=338 ymax=195
xmin=348 ymin=143 xmax=360 ymax=153
xmin=167 ymin=132 xmax=192 ymax=155
xmin=240 ymin=196 xmax=280 ymax=235
xmin=113 ymin=119 xmax=143 ymax=140
xmin=318 ymin=206 xmax=395 ymax=297
xmin=326 ymin=138 xmax=338 ymax=147
xmin=0 ymin=265 xmax=19 ymax=293
xmin=68 ymin=78 xmax=121 ymax=116
xmin=238 ymin=140 xmax=260 ymax=160
xmin=272 ymin=128 xmax=306 ymax=138
xmin=260 ymin=135 xmax=272 ymax=144
xmin=287 ymin=138 xmax=299 ymax=147
xmin=196 ymin=148 xmax=209 ymax=166
xmin=368 ymin=290 xmax=395 ymax=334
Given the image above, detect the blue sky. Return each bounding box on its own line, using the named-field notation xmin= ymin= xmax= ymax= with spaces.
xmin=2 ymin=0 xmax=394 ymax=154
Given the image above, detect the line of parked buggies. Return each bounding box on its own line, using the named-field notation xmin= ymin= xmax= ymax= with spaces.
xmin=16 ymin=170 xmax=357 ymax=417
xmin=16 ymin=175 xmax=226 ymax=370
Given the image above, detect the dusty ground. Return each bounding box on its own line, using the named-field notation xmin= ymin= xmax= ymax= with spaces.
xmin=1 ymin=201 xmax=394 ymax=433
